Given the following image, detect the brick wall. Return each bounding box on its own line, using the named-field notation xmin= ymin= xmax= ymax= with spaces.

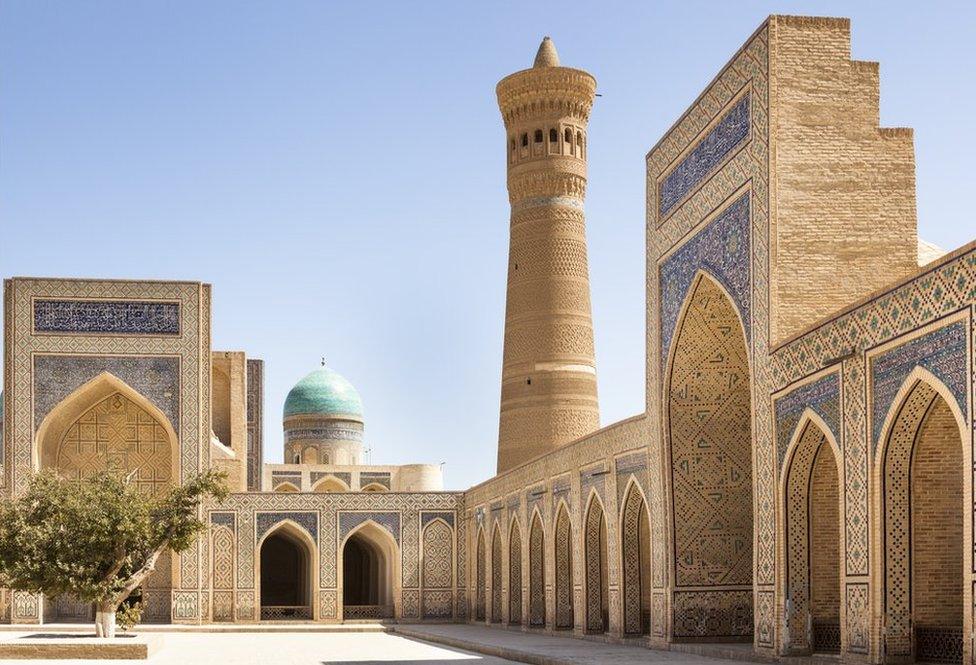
xmin=768 ymin=16 xmax=918 ymax=346
xmin=911 ymin=397 xmax=963 ymax=629
xmin=809 ymin=442 xmax=839 ymax=620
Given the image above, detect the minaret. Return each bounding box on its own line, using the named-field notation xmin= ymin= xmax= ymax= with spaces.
xmin=495 ymin=37 xmax=600 ymax=473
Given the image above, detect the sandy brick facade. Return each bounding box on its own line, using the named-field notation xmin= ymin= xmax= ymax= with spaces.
xmin=1 ymin=14 xmax=975 ymax=665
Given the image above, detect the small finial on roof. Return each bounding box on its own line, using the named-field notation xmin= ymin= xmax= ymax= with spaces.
xmin=320 ymin=356 xmax=326 ymax=367
xmin=533 ymin=36 xmax=560 ymax=68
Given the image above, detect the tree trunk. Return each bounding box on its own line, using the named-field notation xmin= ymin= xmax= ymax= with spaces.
xmin=94 ymin=601 xmax=116 ymax=638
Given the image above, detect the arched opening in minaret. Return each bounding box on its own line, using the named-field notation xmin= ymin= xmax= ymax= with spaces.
xmin=666 ymin=272 xmax=753 ymax=642
xmin=260 ymin=525 xmax=313 ymax=620
xmin=534 ymin=129 xmax=543 ymax=143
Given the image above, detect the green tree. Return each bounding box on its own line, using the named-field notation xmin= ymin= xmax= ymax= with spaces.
xmin=0 ymin=469 xmax=227 ymax=637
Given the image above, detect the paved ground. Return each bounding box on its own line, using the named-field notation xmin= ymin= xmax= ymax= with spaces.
xmin=393 ymin=624 xmax=767 ymax=665
xmin=0 ymin=631 xmax=523 ymax=664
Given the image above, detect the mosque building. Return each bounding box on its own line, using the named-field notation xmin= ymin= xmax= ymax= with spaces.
xmin=3 ymin=14 xmax=976 ymax=665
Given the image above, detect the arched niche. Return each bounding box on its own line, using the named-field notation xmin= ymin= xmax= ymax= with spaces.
xmin=665 ymin=271 xmax=753 ymax=640
xmin=258 ymin=521 xmax=317 ymax=621
xmin=779 ymin=411 xmax=843 ymax=654
xmin=620 ymin=480 xmax=651 ymax=636
xmin=490 ymin=523 xmax=503 ymax=623
xmin=508 ymin=517 xmax=523 ymax=625
xmin=475 ymin=526 xmax=487 ymax=622
xmin=873 ymin=370 xmax=969 ymax=664
xmin=312 ymin=476 xmax=349 ymax=493
xmin=554 ymin=501 xmax=574 ymax=630
xmin=583 ymin=491 xmax=608 ymax=634
xmin=339 ymin=521 xmax=399 ymax=620
xmin=34 ymin=372 xmax=178 ymax=623
xmin=528 ymin=508 xmax=546 ymax=627
xmin=34 ymin=372 xmax=179 ymax=494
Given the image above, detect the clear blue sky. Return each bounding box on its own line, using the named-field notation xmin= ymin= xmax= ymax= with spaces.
xmin=2 ymin=1 xmax=973 ymax=490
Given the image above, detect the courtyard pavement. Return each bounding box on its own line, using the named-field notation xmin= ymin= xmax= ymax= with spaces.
xmin=0 ymin=626 xmax=777 ymax=664
xmin=392 ymin=624 xmax=767 ymax=665
xmin=0 ymin=630 xmax=522 ymax=664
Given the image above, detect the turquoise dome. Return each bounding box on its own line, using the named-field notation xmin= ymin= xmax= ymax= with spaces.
xmin=283 ymin=366 xmax=363 ymax=420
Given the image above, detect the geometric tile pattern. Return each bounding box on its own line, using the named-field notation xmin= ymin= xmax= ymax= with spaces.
xmin=774 ymin=371 xmax=841 ymax=471
xmin=33 ymin=299 xmax=180 ymax=335
xmin=621 ymin=485 xmax=649 ymax=635
xmin=584 ymin=497 xmax=607 ymax=633
xmin=53 ymin=392 xmax=173 ymax=495
xmin=660 ymin=193 xmax=752 ymax=370
xmin=508 ymin=520 xmax=522 ymax=625
xmin=869 ymin=320 xmax=968 ymax=451
xmin=659 ymin=95 xmax=751 ymax=218
xmin=529 ymin=513 xmax=545 ymax=626
xmin=33 ymin=354 xmax=181 ymax=431
xmin=256 ymin=511 xmax=318 ymax=541
xmin=339 ymin=511 xmax=400 ymax=545
xmin=554 ymin=504 xmax=574 ymax=629
xmin=668 ymin=276 xmax=753 ymax=588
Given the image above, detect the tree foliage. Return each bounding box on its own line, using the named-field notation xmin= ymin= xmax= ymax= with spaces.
xmin=0 ymin=469 xmax=228 ymax=610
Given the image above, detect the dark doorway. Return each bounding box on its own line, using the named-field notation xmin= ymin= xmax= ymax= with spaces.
xmin=342 ymin=531 xmax=392 ymax=619
xmin=260 ymin=530 xmax=310 ymax=620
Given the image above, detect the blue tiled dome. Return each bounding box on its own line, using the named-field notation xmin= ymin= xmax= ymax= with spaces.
xmin=283 ymin=366 xmax=363 ymax=420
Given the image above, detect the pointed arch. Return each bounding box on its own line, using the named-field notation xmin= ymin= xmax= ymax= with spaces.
xmin=210 ymin=524 xmax=236 ymax=622
xmin=490 ymin=521 xmax=503 ymax=623
xmin=779 ymin=412 xmax=843 ymax=654
xmin=312 ymin=475 xmax=350 ymax=493
xmin=508 ymin=516 xmax=523 ymax=625
xmin=34 ymin=371 xmax=179 ymax=493
xmin=421 ymin=517 xmax=454 ymax=619
xmin=620 ymin=478 xmax=651 ymax=635
xmin=257 ymin=520 xmax=318 ymax=620
xmin=528 ymin=507 xmax=546 ymax=627
xmin=339 ymin=519 xmax=400 ymax=620
xmin=475 ymin=525 xmax=487 ymax=621
xmin=665 ymin=270 xmax=753 ymax=639
xmin=554 ymin=500 xmax=574 ymax=630
xmin=583 ymin=490 xmax=609 ymax=633
xmin=273 ymin=481 xmax=299 ymax=493
xmin=361 ymin=482 xmax=388 ymax=493
xmin=872 ymin=368 xmax=969 ymax=663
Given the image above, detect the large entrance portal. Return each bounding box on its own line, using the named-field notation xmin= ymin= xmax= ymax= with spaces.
xmin=342 ymin=524 xmax=396 ymax=620
xmin=260 ymin=527 xmax=313 ymax=620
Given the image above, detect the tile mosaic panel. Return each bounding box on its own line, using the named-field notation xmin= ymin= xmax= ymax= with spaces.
xmin=870 ymin=320 xmax=968 ymax=451
xmin=255 ymin=511 xmax=318 ymax=541
xmin=33 ymin=299 xmax=180 ymax=335
xmin=659 ymin=94 xmax=751 ymax=217
xmin=660 ymin=192 xmax=751 ymax=369
xmin=774 ymin=372 xmax=841 ymax=471
xmin=310 ymin=471 xmax=351 ymax=487
xmin=33 ymin=354 xmax=180 ymax=430
xmin=338 ymin=511 xmax=401 ymax=545
xmin=421 ymin=511 xmax=455 ymax=528
xmin=245 ymin=359 xmax=263 ymax=491
xmin=209 ymin=512 xmax=236 ymax=528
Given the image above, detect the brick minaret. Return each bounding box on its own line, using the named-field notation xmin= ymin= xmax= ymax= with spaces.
xmin=495 ymin=37 xmax=600 ymax=473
